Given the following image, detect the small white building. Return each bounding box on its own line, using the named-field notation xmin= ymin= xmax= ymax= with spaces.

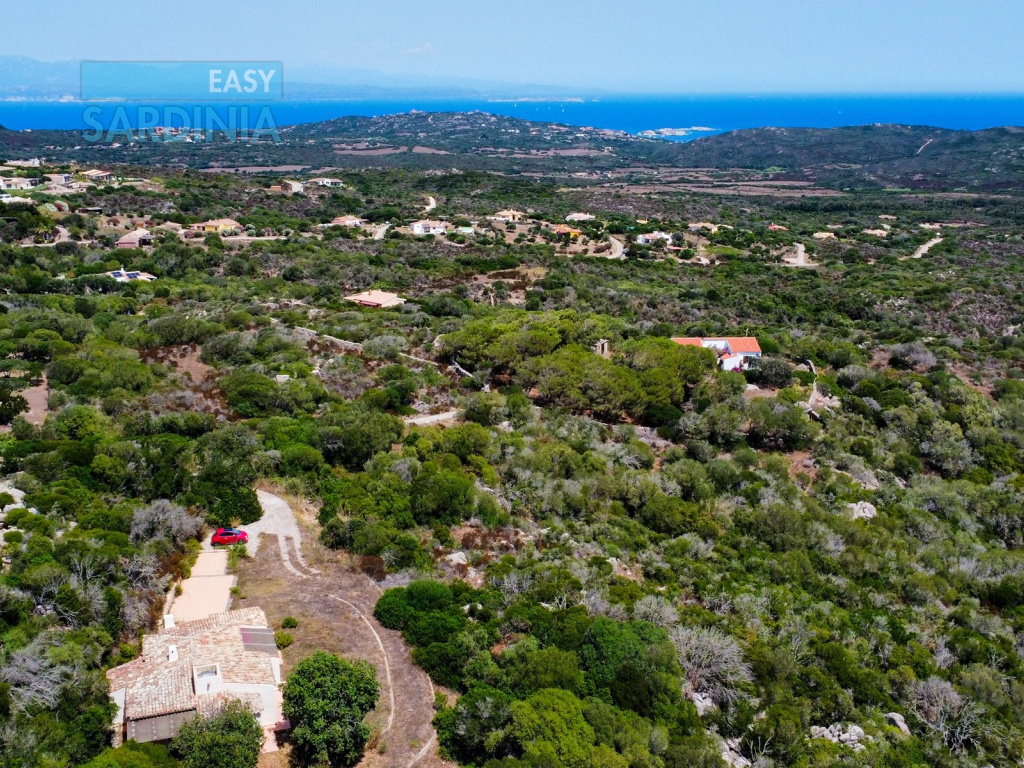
xmin=308 ymin=177 xmax=345 ymax=187
xmin=409 ymin=220 xmax=449 ymax=236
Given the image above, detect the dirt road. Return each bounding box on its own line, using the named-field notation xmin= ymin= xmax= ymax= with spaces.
xmin=20 ymin=376 xmax=49 ymax=425
xmin=23 ymin=226 xmax=70 ymax=248
xmin=404 ymin=410 xmax=459 ymax=427
xmin=423 ymin=196 xmax=437 ymax=214
xmin=373 ymin=224 xmax=391 ymax=240
xmin=607 ymin=235 xmax=625 ymax=259
xmin=238 ymin=498 xmax=451 ymax=768
xmin=908 ymin=236 xmax=943 ymax=260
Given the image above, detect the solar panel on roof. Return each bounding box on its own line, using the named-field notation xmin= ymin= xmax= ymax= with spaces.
xmin=240 ymin=627 xmax=278 ymax=654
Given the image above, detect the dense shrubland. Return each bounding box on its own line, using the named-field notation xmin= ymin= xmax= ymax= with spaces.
xmin=0 ymin=175 xmax=1022 ymax=767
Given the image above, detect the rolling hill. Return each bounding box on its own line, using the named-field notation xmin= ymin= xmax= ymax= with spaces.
xmin=2 ymin=111 xmax=1024 ymax=192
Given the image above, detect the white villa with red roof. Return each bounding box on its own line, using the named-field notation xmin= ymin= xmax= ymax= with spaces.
xmin=672 ymin=336 xmax=762 ymax=371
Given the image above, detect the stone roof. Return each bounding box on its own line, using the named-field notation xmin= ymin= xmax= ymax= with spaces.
xmin=107 ymin=608 xmax=279 ymax=721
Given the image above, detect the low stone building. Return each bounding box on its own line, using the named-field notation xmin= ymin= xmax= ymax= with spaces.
xmin=106 ymin=608 xmax=285 ymax=747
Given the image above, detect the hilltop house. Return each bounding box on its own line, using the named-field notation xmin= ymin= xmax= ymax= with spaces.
xmin=116 ymin=229 xmax=154 ymax=249
xmin=189 ymin=218 xmax=243 ymax=235
xmin=0 ymin=177 xmax=42 ymax=191
xmin=329 ymin=215 xmax=365 ymax=227
xmin=105 ymin=266 xmax=157 ymax=282
xmin=45 ymin=173 xmax=73 ymax=185
xmin=106 ymin=608 xmax=285 ymax=747
xmin=81 ymin=169 xmax=114 ymax=183
xmin=636 ymin=231 xmax=673 ymax=245
xmin=344 ymin=289 xmax=406 ymax=309
xmin=410 ymin=220 xmax=449 ymax=236
xmin=551 ymin=224 xmax=582 ymax=240
xmin=308 ymin=177 xmax=344 ymax=187
xmin=672 ymin=336 xmax=762 ymax=372
xmin=490 ymin=209 xmax=524 ymax=223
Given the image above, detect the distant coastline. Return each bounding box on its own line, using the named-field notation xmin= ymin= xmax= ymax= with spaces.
xmin=488 ymin=97 xmax=587 ymax=103
xmin=638 ymin=126 xmax=718 ymax=137
xmin=2 ymin=94 xmax=1024 ymax=138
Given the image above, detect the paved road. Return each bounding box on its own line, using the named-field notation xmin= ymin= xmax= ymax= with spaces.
xmin=373 ymin=223 xmax=391 ymax=240
xmin=168 ymin=550 xmax=233 ymax=623
xmin=908 ymin=236 xmax=943 ymax=260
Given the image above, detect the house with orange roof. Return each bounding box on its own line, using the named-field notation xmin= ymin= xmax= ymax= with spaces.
xmin=672 ymin=336 xmax=762 ymax=371
xmin=551 ymin=224 xmax=582 ymax=240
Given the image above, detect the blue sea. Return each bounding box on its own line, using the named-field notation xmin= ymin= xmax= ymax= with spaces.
xmin=2 ymin=95 xmax=1024 ymax=139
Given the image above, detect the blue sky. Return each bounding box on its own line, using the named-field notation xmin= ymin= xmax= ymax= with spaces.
xmin=4 ymin=0 xmax=1023 ymax=93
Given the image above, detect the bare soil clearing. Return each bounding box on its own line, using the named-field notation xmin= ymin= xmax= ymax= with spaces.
xmin=21 ymin=377 xmax=49 ymax=425
xmin=236 ymin=493 xmax=451 ymax=768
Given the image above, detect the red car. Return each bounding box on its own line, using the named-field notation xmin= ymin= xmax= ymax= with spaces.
xmin=211 ymin=527 xmax=248 ymax=546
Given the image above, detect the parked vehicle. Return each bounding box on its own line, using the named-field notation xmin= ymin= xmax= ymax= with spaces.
xmin=211 ymin=527 xmax=248 ymax=546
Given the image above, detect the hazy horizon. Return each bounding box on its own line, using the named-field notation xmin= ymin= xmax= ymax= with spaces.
xmin=3 ymin=0 xmax=1024 ymax=94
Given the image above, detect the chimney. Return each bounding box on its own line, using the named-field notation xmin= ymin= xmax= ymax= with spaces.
xmin=168 ymin=645 xmax=178 ymax=662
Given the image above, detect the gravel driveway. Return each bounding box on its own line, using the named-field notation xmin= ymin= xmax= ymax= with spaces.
xmin=243 ymin=490 xmax=319 ymax=578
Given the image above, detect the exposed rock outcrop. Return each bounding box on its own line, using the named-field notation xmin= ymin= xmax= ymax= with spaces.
xmin=847 ymin=501 xmax=878 ymax=520
xmin=810 ymin=722 xmax=872 ymax=751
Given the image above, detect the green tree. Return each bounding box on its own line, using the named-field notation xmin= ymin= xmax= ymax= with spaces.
xmin=0 ymin=389 xmax=28 ymax=425
xmin=82 ymin=743 xmax=178 ymax=768
xmin=283 ymin=651 xmax=379 ymax=768
xmin=209 ymin=486 xmax=262 ymax=526
xmin=171 ymin=699 xmax=264 ymax=768
xmin=411 ymin=464 xmax=475 ymax=525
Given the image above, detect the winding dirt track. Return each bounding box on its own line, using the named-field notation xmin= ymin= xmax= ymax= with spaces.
xmin=237 ymin=499 xmax=451 ymax=768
